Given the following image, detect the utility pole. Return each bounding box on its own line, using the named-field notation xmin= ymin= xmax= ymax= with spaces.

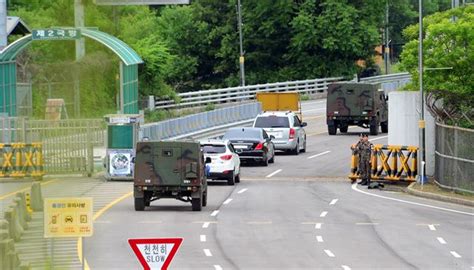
xmin=237 ymin=0 xmax=245 ymax=86
xmin=418 ymin=0 xmax=426 ymax=182
xmin=74 ymin=0 xmax=85 ymax=60
xmin=0 ymin=0 xmax=7 ymax=50
xmin=384 ymin=0 xmax=390 ymax=74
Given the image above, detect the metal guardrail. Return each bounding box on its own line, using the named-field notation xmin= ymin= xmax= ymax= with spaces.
xmin=141 ymin=102 xmax=262 ymax=141
xmin=360 ymin=72 xmax=412 ymax=92
xmin=153 ymin=77 xmax=343 ymax=109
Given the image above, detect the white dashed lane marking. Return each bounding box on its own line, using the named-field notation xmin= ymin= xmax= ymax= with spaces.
xmin=316 ymin=236 xmax=324 ymax=243
xmin=214 ymin=265 xmax=223 ymax=270
xmin=211 ymin=210 xmax=219 ymax=217
xmin=266 ymin=169 xmax=282 ymax=178
xmin=324 ymin=250 xmax=335 ymax=257
xmin=204 ymin=249 xmax=213 ymax=257
xmin=429 ymin=224 xmax=437 ymax=231
xmin=320 ymin=211 xmax=328 ymax=217
xmin=342 ymin=265 xmax=351 ymax=270
xmin=223 ymin=198 xmax=233 ymax=205
xmin=437 ymin=237 xmax=447 ymax=244
xmin=308 ymin=151 xmax=331 ymax=160
xmin=450 ymin=251 xmax=461 ymax=258
xmin=200 ymin=235 xmax=206 ymax=242
xmin=329 ymin=199 xmax=338 ymax=205
xmin=202 ymin=222 xmax=210 ymax=228
xmin=315 ymin=223 xmax=322 ymax=229
xmin=237 ymin=188 xmax=248 ymax=194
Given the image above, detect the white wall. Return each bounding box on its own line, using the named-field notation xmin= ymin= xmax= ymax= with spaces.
xmin=388 ymin=91 xmax=435 ymax=176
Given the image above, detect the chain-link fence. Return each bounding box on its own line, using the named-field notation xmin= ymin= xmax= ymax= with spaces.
xmin=435 ymin=122 xmax=474 ymax=193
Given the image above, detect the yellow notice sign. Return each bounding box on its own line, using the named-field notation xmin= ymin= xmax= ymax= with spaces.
xmin=44 ymin=197 xmax=93 ymax=238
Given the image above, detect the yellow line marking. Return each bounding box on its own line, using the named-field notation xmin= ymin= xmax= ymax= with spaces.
xmin=0 ymin=179 xmax=57 ymax=201
xmin=78 ymin=191 xmax=133 ymax=270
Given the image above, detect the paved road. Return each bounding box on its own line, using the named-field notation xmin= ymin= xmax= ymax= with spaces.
xmin=82 ymin=100 xmax=473 ymax=270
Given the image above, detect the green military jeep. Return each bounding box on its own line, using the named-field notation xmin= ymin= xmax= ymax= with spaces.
xmin=326 ymin=82 xmax=388 ymax=135
xmin=133 ymin=141 xmax=209 ymax=211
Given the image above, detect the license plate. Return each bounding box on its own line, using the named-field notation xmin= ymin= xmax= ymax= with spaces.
xmin=234 ymin=145 xmax=247 ymax=149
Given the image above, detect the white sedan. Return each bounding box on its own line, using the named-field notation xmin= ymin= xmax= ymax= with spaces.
xmin=201 ymin=140 xmax=241 ymax=185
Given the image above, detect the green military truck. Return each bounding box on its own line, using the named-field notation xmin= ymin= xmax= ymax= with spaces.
xmin=326 ymin=82 xmax=388 ymax=135
xmin=133 ymin=141 xmax=209 ymax=211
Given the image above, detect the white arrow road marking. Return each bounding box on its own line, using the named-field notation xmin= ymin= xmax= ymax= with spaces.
xmin=352 ymin=183 xmax=474 ymax=216
xmin=204 ymin=249 xmax=212 ymax=257
xmin=428 ymin=225 xmax=437 ymax=231
xmin=329 ymin=199 xmax=338 ymax=205
xmin=214 ymin=265 xmax=223 ymax=270
xmin=266 ymin=169 xmax=282 ymax=178
xmin=211 ymin=210 xmax=219 ymax=217
xmin=437 ymin=237 xmax=447 ymax=244
xmin=223 ymin=198 xmax=233 ymax=205
xmin=324 ymin=250 xmax=335 ymax=257
xmin=200 ymin=235 xmax=206 ymax=242
xmin=342 ymin=266 xmax=351 ymax=270
xmin=237 ymin=188 xmax=248 ymax=194
xmin=316 ymin=236 xmax=324 ymax=242
xmin=320 ymin=211 xmax=328 ymax=217
xmin=450 ymin=251 xmax=461 ymax=258
xmin=315 ymin=223 xmax=322 ymax=229
xmin=308 ymin=150 xmax=331 ymax=160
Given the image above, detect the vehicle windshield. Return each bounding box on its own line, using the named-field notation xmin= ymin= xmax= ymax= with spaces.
xmin=254 ymin=116 xmax=290 ymax=128
xmin=224 ymin=128 xmax=262 ymax=140
xmin=201 ymin=144 xmax=226 ymax=154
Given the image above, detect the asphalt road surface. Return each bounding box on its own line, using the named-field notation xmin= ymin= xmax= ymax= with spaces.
xmin=83 ymin=100 xmax=473 ymax=270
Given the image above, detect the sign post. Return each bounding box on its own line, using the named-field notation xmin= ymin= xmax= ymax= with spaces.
xmin=128 ymin=238 xmax=183 ymax=270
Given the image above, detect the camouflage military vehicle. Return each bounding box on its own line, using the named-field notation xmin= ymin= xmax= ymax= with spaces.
xmin=133 ymin=141 xmax=209 ymax=211
xmin=326 ymin=82 xmax=388 ymax=135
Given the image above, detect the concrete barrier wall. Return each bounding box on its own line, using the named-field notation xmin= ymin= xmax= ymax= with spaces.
xmin=388 ymin=91 xmax=435 ymax=176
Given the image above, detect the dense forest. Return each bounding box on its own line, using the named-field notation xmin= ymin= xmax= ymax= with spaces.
xmin=8 ymin=0 xmax=452 ymax=118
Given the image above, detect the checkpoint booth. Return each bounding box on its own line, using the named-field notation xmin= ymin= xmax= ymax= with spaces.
xmin=104 ymin=114 xmax=143 ymax=180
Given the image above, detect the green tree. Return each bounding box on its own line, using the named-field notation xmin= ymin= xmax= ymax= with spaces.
xmin=400 ymin=6 xmax=474 ymax=125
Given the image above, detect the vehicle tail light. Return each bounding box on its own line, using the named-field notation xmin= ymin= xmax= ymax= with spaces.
xmin=289 ymin=128 xmax=295 ymax=140
xmin=255 ymin=142 xmax=264 ymax=150
xmin=220 ymin=155 xmax=232 ymax=160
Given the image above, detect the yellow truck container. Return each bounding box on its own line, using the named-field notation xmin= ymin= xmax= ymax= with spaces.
xmin=256 ymin=92 xmax=302 ymax=120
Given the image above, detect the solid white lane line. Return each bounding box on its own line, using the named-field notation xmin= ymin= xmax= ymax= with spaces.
xmin=316 ymin=236 xmax=324 ymax=243
xmin=315 ymin=223 xmax=322 ymax=229
xmin=211 ymin=210 xmax=219 ymax=217
xmin=437 ymin=237 xmax=447 ymax=244
xmin=369 ymin=135 xmax=388 ymax=142
xmin=223 ymin=198 xmax=233 ymax=205
xmin=428 ymin=224 xmax=437 ymax=231
xmin=329 ymin=199 xmax=338 ymax=205
xmin=266 ymin=169 xmax=282 ymax=178
xmin=355 ymin=223 xmax=379 ymax=226
xmin=204 ymin=249 xmax=212 ymax=257
xmin=237 ymin=188 xmax=248 ymax=194
xmin=302 ymin=108 xmax=326 ymax=113
xmin=200 ymin=235 xmax=206 ymax=242
xmin=202 ymin=222 xmax=210 ymax=228
xmin=352 ymin=184 xmax=474 ymax=216
xmin=324 ymin=250 xmax=335 ymax=257
xmin=214 ymin=265 xmax=223 ymax=270
xmin=342 ymin=265 xmax=351 ymax=270
xmin=308 ymin=150 xmax=331 ymax=160
xmin=320 ymin=211 xmax=328 ymax=217
xmin=450 ymin=251 xmax=461 ymax=258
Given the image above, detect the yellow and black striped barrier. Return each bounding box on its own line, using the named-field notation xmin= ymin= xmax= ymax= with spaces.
xmin=350 ymin=144 xmax=418 ymax=182
xmin=0 ymin=143 xmax=44 ymax=178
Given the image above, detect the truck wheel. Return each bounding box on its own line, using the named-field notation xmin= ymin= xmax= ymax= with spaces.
xmin=381 ymin=121 xmax=388 ymax=133
xmin=339 ymin=125 xmax=348 ymax=133
xmin=328 ymin=125 xmax=337 ymax=135
xmin=227 ymin=171 xmax=235 ymax=186
xmin=370 ymin=124 xmax=379 ymax=135
xmin=202 ymin=191 xmax=207 ymax=207
xmin=192 ymin=196 xmax=202 ymax=211
xmin=134 ymin=198 xmax=145 ymax=211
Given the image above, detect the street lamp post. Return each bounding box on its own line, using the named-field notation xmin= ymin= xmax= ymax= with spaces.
xmin=418 ymin=0 xmax=426 ymax=182
xmin=237 ymin=0 xmax=245 ymax=86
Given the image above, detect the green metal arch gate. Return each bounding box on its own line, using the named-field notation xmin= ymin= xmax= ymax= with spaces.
xmin=0 ymin=28 xmax=143 ymax=116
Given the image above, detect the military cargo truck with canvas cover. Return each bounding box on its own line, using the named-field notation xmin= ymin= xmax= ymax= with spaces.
xmin=133 ymin=141 xmax=208 ymax=211
xmin=326 ymin=82 xmax=388 ymax=135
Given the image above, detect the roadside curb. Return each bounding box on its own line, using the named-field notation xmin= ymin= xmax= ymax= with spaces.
xmin=406 ymin=182 xmax=474 ymax=207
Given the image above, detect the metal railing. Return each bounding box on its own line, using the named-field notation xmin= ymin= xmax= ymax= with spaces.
xmin=360 ymin=72 xmax=411 ymax=92
xmin=141 ymin=102 xmax=262 ymax=141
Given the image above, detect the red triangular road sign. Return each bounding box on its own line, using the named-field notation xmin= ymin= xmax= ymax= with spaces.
xmin=128 ymin=238 xmax=183 ymax=270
